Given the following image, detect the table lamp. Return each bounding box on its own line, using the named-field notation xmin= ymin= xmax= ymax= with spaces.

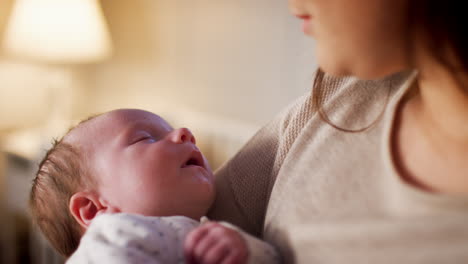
xmin=1 ymin=0 xmax=113 ymax=156
xmin=0 ymin=1 xmax=112 ymax=262
xmin=3 ymin=0 xmax=112 ymax=64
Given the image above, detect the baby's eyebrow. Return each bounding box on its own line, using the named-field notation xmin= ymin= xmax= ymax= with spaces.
xmin=119 ymin=120 xmax=164 ymax=144
xmin=123 ymin=120 xmax=153 ymax=132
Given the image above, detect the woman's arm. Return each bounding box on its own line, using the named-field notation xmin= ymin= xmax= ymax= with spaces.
xmin=207 ymin=91 xmax=316 ymax=237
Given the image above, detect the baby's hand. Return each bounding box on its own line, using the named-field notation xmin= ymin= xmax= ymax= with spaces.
xmin=184 ymin=221 xmax=248 ymax=264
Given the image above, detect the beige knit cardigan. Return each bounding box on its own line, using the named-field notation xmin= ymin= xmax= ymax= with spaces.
xmin=208 ymin=70 xmax=468 ymax=263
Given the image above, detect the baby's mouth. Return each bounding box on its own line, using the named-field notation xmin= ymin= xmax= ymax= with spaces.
xmin=181 ymin=150 xmax=205 ymax=169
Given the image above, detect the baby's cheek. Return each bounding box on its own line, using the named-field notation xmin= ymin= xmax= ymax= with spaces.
xmin=153 ymin=149 xmax=180 ymax=172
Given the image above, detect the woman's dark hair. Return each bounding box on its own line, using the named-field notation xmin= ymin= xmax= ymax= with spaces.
xmin=313 ymin=0 xmax=468 ymax=132
xmin=410 ymin=0 xmax=468 ymax=73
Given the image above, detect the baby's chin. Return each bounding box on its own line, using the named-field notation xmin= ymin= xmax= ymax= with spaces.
xmin=205 ymin=168 xmax=215 ymax=184
xmin=204 ymin=177 xmax=216 ymax=207
xmin=198 ymin=161 xmax=215 ymax=190
xmin=182 ymin=195 xmax=216 ymax=220
xmin=199 ymin=181 xmax=216 ymax=217
xmin=188 ymin=176 xmax=216 ymax=219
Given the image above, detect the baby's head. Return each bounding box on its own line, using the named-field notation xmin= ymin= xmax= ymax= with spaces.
xmin=30 ymin=109 xmax=215 ymax=257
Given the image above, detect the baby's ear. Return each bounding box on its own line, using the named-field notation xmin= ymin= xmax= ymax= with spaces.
xmin=69 ymin=192 xmax=115 ymax=229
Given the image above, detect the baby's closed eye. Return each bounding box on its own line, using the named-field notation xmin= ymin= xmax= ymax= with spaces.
xmin=131 ymin=131 xmax=155 ymax=144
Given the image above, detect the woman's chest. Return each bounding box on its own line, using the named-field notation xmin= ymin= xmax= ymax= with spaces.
xmin=266 ymin=125 xmax=388 ymax=223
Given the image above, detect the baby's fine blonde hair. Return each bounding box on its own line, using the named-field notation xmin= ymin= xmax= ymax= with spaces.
xmin=30 ymin=115 xmax=100 ymax=257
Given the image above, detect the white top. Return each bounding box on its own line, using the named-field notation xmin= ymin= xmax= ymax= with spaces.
xmin=66 ymin=213 xmax=280 ymax=264
xmin=208 ymin=70 xmax=468 ymax=263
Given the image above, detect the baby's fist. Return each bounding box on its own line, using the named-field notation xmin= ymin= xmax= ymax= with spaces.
xmin=184 ymin=222 xmax=248 ymax=264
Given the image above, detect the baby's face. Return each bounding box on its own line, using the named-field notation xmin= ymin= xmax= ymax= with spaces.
xmin=66 ymin=109 xmax=215 ymax=219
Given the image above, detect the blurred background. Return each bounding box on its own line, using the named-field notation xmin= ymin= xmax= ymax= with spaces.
xmin=0 ymin=0 xmax=315 ymax=263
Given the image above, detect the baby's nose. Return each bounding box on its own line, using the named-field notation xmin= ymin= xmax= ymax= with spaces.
xmin=170 ymin=128 xmax=196 ymax=144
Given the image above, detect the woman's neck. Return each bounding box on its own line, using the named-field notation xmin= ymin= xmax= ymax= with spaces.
xmin=393 ymin=49 xmax=468 ymax=194
xmin=414 ymin=54 xmax=468 ymax=151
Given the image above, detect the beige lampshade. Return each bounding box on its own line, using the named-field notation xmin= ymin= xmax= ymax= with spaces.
xmin=3 ymin=0 xmax=112 ymax=64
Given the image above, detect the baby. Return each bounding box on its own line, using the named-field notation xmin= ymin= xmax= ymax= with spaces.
xmin=30 ymin=109 xmax=279 ymax=264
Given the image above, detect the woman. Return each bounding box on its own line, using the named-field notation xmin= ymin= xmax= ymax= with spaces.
xmin=208 ymin=0 xmax=468 ymax=263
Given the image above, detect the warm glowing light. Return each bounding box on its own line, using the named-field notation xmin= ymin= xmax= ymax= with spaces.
xmin=3 ymin=0 xmax=112 ymax=64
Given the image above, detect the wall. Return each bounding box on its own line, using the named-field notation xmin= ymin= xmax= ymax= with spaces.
xmin=78 ymin=0 xmax=316 ymax=127
xmin=0 ymin=0 xmax=13 ymax=37
xmin=1 ymin=0 xmax=317 ymax=163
